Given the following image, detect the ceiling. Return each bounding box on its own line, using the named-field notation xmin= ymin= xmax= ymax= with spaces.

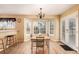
xmin=0 ymin=4 xmax=75 ymax=15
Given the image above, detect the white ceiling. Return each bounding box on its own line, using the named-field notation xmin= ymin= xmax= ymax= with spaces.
xmin=0 ymin=4 xmax=75 ymax=15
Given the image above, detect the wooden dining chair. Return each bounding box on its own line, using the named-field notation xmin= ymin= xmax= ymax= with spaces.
xmin=36 ymin=38 xmax=44 ymax=54
xmin=31 ymin=39 xmax=37 ymax=54
xmin=31 ymin=36 xmax=45 ymax=54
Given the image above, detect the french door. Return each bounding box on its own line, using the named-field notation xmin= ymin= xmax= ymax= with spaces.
xmin=24 ymin=19 xmax=32 ymax=41
xmin=61 ymin=12 xmax=78 ymax=51
xmin=65 ymin=18 xmax=76 ymax=46
xmin=62 ymin=20 xmax=65 ymax=42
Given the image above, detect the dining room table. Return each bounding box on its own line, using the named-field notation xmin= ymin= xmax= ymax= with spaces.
xmin=31 ymin=35 xmax=50 ymax=54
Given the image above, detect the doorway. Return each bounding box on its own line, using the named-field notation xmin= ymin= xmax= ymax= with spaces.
xmin=24 ymin=18 xmax=32 ymax=41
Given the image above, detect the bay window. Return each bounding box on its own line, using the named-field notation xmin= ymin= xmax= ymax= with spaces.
xmin=25 ymin=19 xmax=55 ymax=36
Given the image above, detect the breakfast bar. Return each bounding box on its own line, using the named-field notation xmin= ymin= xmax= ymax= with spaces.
xmin=0 ymin=30 xmax=17 ymax=53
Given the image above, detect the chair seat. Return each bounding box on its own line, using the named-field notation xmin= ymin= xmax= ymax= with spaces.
xmin=36 ymin=42 xmax=44 ymax=47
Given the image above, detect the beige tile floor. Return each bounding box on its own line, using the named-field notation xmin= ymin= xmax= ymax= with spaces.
xmin=0 ymin=40 xmax=77 ymax=54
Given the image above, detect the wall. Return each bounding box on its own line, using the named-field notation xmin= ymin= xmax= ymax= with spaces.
xmin=16 ymin=16 xmax=24 ymax=43
xmin=61 ymin=5 xmax=79 ymax=17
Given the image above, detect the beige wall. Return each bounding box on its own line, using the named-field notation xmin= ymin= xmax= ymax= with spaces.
xmin=16 ymin=17 xmax=24 ymax=43
xmin=61 ymin=5 xmax=79 ymax=18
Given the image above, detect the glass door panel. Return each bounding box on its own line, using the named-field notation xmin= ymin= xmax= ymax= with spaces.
xmin=65 ymin=17 xmax=76 ymax=47
xmin=68 ymin=18 xmax=76 ymax=46
xmin=62 ymin=20 xmax=65 ymax=42
xmin=24 ymin=19 xmax=31 ymax=41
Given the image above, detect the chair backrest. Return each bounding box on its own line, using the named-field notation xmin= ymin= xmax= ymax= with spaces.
xmin=36 ymin=36 xmax=44 ymax=38
xmin=36 ymin=37 xmax=44 ymax=47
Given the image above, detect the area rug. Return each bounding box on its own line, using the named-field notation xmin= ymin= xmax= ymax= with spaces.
xmin=60 ymin=45 xmax=74 ymax=51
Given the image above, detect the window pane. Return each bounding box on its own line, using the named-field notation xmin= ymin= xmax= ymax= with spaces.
xmin=50 ymin=20 xmax=55 ymax=34
xmin=33 ymin=20 xmax=46 ymax=34
xmin=0 ymin=18 xmax=16 ymax=30
xmin=26 ymin=20 xmax=31 ymax=34
xmin=39 ymin=21 xmax=46 ymax=34
xmin=69 ymin=18 xmax=76 ymax=46
xmin=34 ymin=22 xmax=39 ymax=34
xmin=62 ymin=20 xmax=65 ymax=41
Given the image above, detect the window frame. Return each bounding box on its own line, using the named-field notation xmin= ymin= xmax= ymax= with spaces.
xmin=49 ymin=20 xmax=55 ymax=35
xmin=33 ymin=20 xmax=46 ymax=35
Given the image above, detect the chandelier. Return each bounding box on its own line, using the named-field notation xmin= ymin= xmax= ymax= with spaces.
xmin=37 ymin=8 xmax=45 ymax=19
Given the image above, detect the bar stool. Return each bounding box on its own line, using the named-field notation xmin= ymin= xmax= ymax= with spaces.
xmin=13 ymin=35 xmax=16 ymax=44
xmin=6 ymin=35 xmax=15 ymax=48
xmin=0 ymin=38 xmax=5 ymax=53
